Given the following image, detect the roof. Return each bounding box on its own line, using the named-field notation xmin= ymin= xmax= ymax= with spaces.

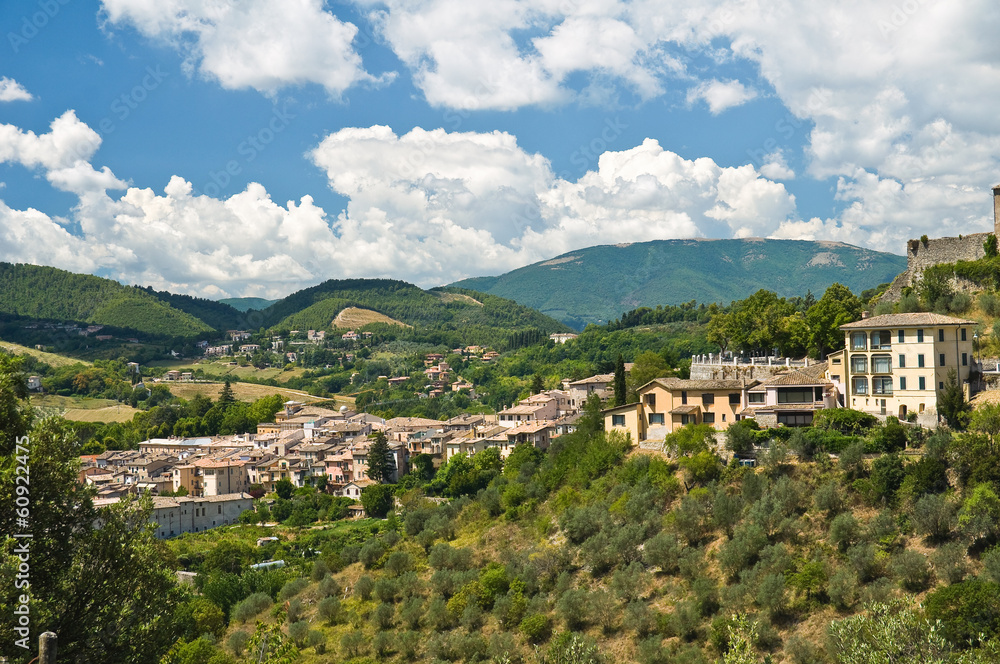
xmin=669 ymin=405 xmax=701 ymax=415
xmin=744 ymin=403 xmax=825 ymax=413
xmin=840 ymin=313 xmax=977 ymax=329
xmin=567 ymin=373 xmax=614 ymax=386
xmin=499 ymin=404 xmax=549 ymax=415
xmin=601 ymin=402 xmax=640 ymax=414
xmin=754 ymin=365 xmax=831 ymax=388
xmin=645 ymin=377 xmax=748 ymax=391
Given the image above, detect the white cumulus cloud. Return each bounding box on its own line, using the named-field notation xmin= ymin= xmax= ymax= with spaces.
xmin=686 ymin=79 xmax=757 ymax=114
xmin=100 ymin=0 xmax=387 ymax=96
xmin=0 ymin=77 xmax=33 ymax=102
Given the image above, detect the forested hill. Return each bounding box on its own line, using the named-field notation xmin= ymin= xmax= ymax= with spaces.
xmin=450 ymin=238 xmax=907 ymax=329
xmin=0 ymin=263 xmax=215 ymax=337
xmin=218 ymin=297 xmax=278 ymax=312
xmin=263 ymin=279 xmax=571 ymax=340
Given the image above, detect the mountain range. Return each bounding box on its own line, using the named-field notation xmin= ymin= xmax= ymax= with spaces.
xmin=450 ymin=238 xmax=907 ymax=329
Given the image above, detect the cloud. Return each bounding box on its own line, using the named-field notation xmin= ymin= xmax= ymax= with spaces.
xmin=100 ymin=0 xmax=386 ymax=96
xmin=686 ymin=79 xmax=757 ymax=114
xmin=0 ymin=112 xmax=802 ymax=297
xmin=0 ymin=77 xmax=33 ymax=102
xmin=759 ymin=150 xmax=795 ymax=180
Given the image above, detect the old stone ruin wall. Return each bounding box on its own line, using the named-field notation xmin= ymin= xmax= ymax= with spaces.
xmin=878 ymin=232 xmax=988 ymax=304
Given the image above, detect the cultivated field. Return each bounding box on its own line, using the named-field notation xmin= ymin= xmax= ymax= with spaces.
xmin=332 ymin=306 xmax=411 ymax=329
xmin=32 ymin=394 xmax=140 ymax=423
xmin=1 ymin=340 xmax=92 ymax=368
xmin=163 ymin=380 xmax=352 ymax=406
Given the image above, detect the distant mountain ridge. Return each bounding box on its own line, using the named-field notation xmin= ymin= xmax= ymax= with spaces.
xmin=449 ymin=238 xmax=908 ymax=329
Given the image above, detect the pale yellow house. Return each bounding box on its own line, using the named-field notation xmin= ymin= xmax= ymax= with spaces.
xmin=839 ymin=312 xmax=975 ymax=423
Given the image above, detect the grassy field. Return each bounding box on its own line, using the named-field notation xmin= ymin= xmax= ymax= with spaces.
xmin=32 ymin=394 xmax=140 ymax=422
xmin=163 ymin=381 xmax=350 ymax=406
xmin=148 ymin=359 xmax=308 ymax=383
xmin=1 ymin=340 xmax=92 ymax=368
xmin=332 ymin=306 xmax=411 ymax=329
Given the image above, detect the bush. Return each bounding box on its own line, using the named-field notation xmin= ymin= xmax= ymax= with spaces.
xmin=814 ymin=480 xmax=845 ymax=518
xmin=286 ymin=598 xmax=303 ymax=623
xmin=398 ymin=630 xmax=422 ymax=661
xmin=931 ymin=541 xmax=969 ymax=585
xmin=360 ymin=538 xmax=387 ymax=569
xmin=870 ymin=454 xmax=905 ymax=505
xmin=385 ymin=551 xmax=414 ymax=577
xmin=373 ymin=631 xmax=393 ymax=659
xmin=226 ymin=631 xmax=250 ymax=656
xmin=925 ymin=580 xmax=1000 ymax=646
xmin=277 ymin=577 xmax=308 ymax=601
xmin=981 ymin=291 xmax=1000 ymax=316
xmin=891 ymin=549 xmax=932 ymax=592
xmin=361 ymin=483 xmax=395 ymax=518
xmin=829 ymin=513 xmax=860 ymax=552
xmin=520 ymin=613 xmax=552 ymax=644
xmin=625 ymin=600 xmax=657 ymax=638
xmin=288 ymin=620 xmax=310 ymax=647
xmin=814 ymin=408 xmax=878 ymax=435
xmin=341 ymin=630 xmax=367 ymax=659
xmin=310 ymin=559 xmax=330 ymax=582
xmin=912 ymin=493 xmax=957 ymax=541
xmin=354 ymin=574 xmax=375 ymax=600
xmin=557 ymin=588 xmax=590 ymax=631
xmin=317 ymin=575 xmax=341 ymax=599
xmin=827 ymin=567 xmax=858 ymax=610
xmin=231 ymin=593 xmax=272 ymax=623
xmin=317 ymin=596 xmax=341 ymax=624
xmin=372 ymin=602 xmax=395 ymax=630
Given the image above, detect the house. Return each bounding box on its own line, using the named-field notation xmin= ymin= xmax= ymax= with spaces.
xmin=308 ymin=330 xmax=327 ymax=341
xmin=27 ymin=375 xmax=42 ymax=391
xmin=341 ymin=331 xmax=359 ymax=341
xmin=194 ymin=458 xmax=251 ymax=496
xmin=741 ymin=363 xmax=838 ymax=427
xmin=604 ymin=378 xmax=753 ymax=444
xmin=565 ymin=374 xmax=616 ymax=408
xmin=550 ymin=333 xmax=578 ymax=344
xmin=111 ymin=492 xmax=255 ymax=538
xmin=164 ymin=370 xmax=181 ymax=381
xmin=839 ymin=312 xmax=976 ymax=424
xmin=239 ymin=344 xmax=260 ymax=353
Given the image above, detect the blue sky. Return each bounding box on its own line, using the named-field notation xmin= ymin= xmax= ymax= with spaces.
xmin=2 ymin=0 xmax=999 ymax=299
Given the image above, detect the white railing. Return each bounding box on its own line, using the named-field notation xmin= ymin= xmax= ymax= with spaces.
xmin=690 ymin=354 xmax=810 ymax=368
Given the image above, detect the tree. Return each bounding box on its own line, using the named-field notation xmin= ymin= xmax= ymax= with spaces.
xmin=367 ymin=430 xmax=395 ymax=483
xmin=274 ymin=478 xmax=295 ymax=500
xmin=938 ymin=369 xmax=971 ymax=429
xmin=530 ymin=373 xmax=544 ymax=395
xmin=969 ymin=403 xmax=1000 ymax=449
xmin=218 ymin=378 xmax=236 ymax=409
xmin=805 ymin=283 xmax=863 ymax=357
xmin=613 ymin=354 xmax=626 ymax=407
xmin=361 ymin=483 xmax=395 ymax=518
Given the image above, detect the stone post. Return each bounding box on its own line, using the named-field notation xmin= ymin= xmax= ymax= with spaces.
xmin=39 ymin=632 xmax=57 ymax=664
xmin=993 ymin=184 xmax=1000 ymax=237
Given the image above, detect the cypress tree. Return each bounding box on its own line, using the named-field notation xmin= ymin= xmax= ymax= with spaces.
xmin=367 ymin=430 xmax=394 ymax=483
xmin=614 ymin=354 xmax=627 ymax=406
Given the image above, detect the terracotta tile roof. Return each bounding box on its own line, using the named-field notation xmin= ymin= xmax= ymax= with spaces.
xmin=567 ymin=374 xmax=614 ymax=386
xmin=650 ymin=377 xmax=749 ymax=391
xmin=669 ymin=405 xmax=701 ymax=414
xmin=840 ymin=313 xmax=976 ymax=329
xmin=756 ymin=365 xmax=831 ymax=387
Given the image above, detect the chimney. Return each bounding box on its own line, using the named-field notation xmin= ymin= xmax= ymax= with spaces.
xmin=861 ymin=311 xmax=869 ymax=319
xmin=994 ymin=184 xmax=1000 ymax=237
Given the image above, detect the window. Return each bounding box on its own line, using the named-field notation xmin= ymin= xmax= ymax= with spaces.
xmin=873 ymin=377 xmax=893 ymax=395
xmin=917 ymin=329 xmax=924 ymax=342
xmin=962 ymin=328 xmax=967 ymax=341
xmin=853 ymin=377 xmax=868 ymax=394
xmin=851 ymin=355 xmax=868 ymax=373
xmin=900 ymin=376 xmax=907 ymax=390
xmin=851 ymin=332 xmax=867 ymax=350
xmin=962 ymin=353 xmax=968 ymax=366
xmin=729 ymin=393 xmax=741 ymax=405
xmin=681 ymin=391 xmax=687 ymax=405
xmin=871 ymin=330 xmax=891 ymax=349
xmin=778 ymin=412 xmax=813 ymax=426
xmin=778 ymin=388 xmax=814 ymax=403
xmin=649 ymin=413 xmax=664 ymax=425
xmin=939 ymin=329 xmax=945 ymax=342
xmin=940 ymin=381 xmax=945 ymax=391
xmin=748 ymin=392 xmax=765 ymax=403
xmin=939 ymin=353 xmax=946 ymax=367
xmin=643 ymin=393 xmax=656 ymax=408
xmin=703 ymin=412 xmax=716 ymax=424
xmin=701 ymin=393 xmax=715 ymax=405
xmin=872 ymin=355 xmax=892 ymax=373
xmin=918 ymin=354 xmax=925 ymax=368
xmin=611 ymin=414 xmax=625 ymax=427
xmin=218 ymin=506 xmax=222 ymax=514
xmin=898 ymin=330 xmax=905 ymax=343
xmin=680 ymin=414 xmax=692 ymax=425
xmin=918 ymin=376 xmax=926 ymax=390
xmin=898 ymin=354 xmax=906 ymax=368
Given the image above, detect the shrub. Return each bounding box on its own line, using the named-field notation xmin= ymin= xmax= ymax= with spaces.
xmin=372 ymin=631 xmax=393 ymax=659
xmin=827 ymin=567 xmax=858 ymax=610
xmin=317 ymin=575 xmax=341 ymax=599
xmin=231 ymin=593 xmax=272 ymax=623
xmin=340 ymin=544 xmax=361 ymax=564
xmin=384 ymin=551 xmax=414 ymax=577
xmin=870 ymin=454 xmax=905 ymax=505
xmin=226 ymin=631 xmax=250 ymax=656
xmin=557 ymin=588 xmax=590 ymax=631
xmin=428 ymin=543 xmax=474 ymax=571
xmin=847 ymin=543 xmax=883 ymax=584
xmin=838 ymin=441 xmax=866 ymax=479
xmin=288 ymin=620 xmax=310 ymax=647
xmin=341 ymin=630 xmax=367 ymax=659
xmin=310 ymin=559 xmax=330 ymax=582
xmin=361 ymin=483 xmax=395 ymax=518
xmin=829 ymin=513 xmax=860 ymax=552
xmin=891 ymin=549 xmax=932 ymax=592
xmin=814 ymin=480 xmax=845 ymax=518
xmin=398 ymin=630 xmax=422 ymax=661
xmin=286 ymin=598 xmax=303 ymax=623
xmin=982 ymin=546 xmax=1000 ymax=584
xmin=931 ymin=541 xmax=969 ymax=585
xmin=814 ymin=408 xmax=878 ymax=435
xmin=625 ymin=600 xmax=657 ymax=638
xmin=520 ymin=613 xmax=552 ymax=644
xmin=925 ymin=580 xmax=1000 ymax=646
xmin=354 ymin=574 xmax=375 ymax=601
xmin=372 ymin=602 xmax=395 ymax=630
xmin=981 ymin=291 xmax=1000 ymax=315
xmin=399 ymin=596 xmax=425 ymax=630
xmin=317 ymin=596 xmax=341 ymax=624
xmin=360 ymin=538 xmax=387 ymax=569
xmin=374 ymin=577 xmax=399 ymax=604
xmin=277 ymin=577 xmax=308 ymax=601
xmin=756 ymin=573 xmax=787 ymax=619
xmin=912 ymin=493 xmax=957 ymax=541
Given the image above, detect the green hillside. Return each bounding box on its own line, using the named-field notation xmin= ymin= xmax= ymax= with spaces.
xmin=0 ymin=263 xmax=214 ymax=337
xmin=450 ymin=239 xmax=907 ymax=329
xmin=218 ymin=296 xmax=278 ymax=312
xmin=148 ymin=288 xmax=246 ymax=330
xmin=262 ymin=279 xmax=570 ymax=345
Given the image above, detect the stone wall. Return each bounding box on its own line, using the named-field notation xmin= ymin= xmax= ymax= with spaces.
xmin=879 ymin=232 xmax=988 ymax=302
xmin=688 ymin=363 xmax=796 ymax=382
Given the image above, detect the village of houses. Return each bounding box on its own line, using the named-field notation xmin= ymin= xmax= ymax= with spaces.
xmin=78 ymin=310 xmax=981 ymax=539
